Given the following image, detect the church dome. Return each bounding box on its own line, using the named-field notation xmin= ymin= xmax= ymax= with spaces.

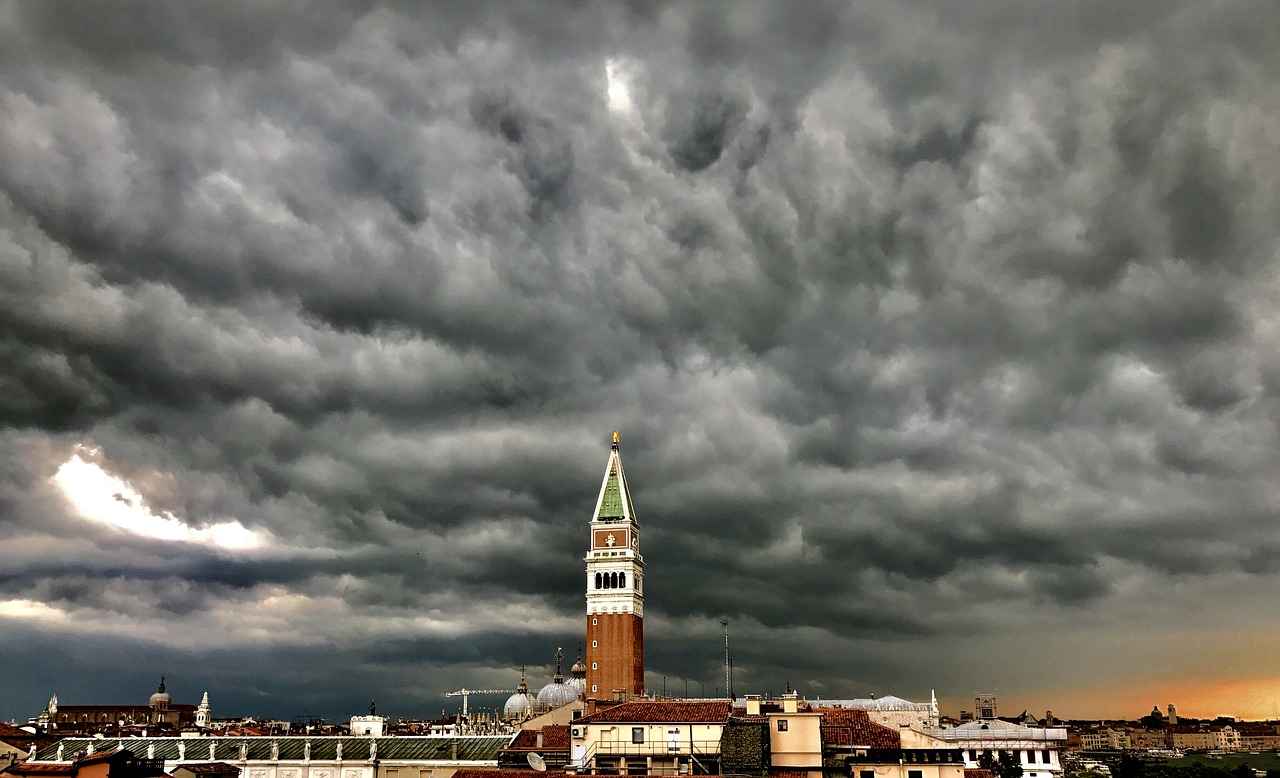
xmin=504 ymin=689 xmax=533 ymax=719
xmin=149 ymin=677 xmax=171 ymax=708
xmin=504 ymin=671 xmax=534 ymax=720
xmin=537 ymin=677 xmax=578 ymax=709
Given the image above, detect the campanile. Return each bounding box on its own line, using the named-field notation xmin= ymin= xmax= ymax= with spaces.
xmin=584 ymin=431 xmax=645 ymax=700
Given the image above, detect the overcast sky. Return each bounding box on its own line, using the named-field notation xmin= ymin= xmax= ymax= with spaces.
xmin=3 ymin=1 xmax=1280 ymax=724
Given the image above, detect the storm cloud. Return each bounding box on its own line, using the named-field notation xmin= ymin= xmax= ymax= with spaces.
xmin=2 ymin=1 xmax=1280 ymax=721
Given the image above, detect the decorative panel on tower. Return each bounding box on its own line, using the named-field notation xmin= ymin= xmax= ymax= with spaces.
xmin=585 ymin=432 xmax=645 ymax=699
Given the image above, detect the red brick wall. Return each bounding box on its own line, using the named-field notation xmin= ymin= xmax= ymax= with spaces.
xmin=586 ymin=612 xmax=644 ymax=699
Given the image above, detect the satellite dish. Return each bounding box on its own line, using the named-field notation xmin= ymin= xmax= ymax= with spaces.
xmin=527 ymin=753 xmax=547 ymax=771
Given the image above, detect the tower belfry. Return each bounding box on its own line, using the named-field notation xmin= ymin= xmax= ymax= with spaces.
xmin=585 ymin=432 xmax=645 ymax=699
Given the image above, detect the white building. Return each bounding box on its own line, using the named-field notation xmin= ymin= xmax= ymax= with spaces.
xmin=921 ymin=719 xmax=1067 ymax=778
xmin=30 ymin=736 xmax=508 ymax=778
xmin=809 ymin=693 xmax=941 ymax=728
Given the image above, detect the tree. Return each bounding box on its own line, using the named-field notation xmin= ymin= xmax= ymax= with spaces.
xmin=975 ymin=750 xmax=1025 ymax=778
xmin=1116 ymin=753 xmax=1145 ymax=778
xmin=996 ymin=750 xmax=1025 ymax=778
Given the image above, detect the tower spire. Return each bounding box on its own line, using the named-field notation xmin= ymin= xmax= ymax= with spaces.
xmin=593 ymin=431 xmax=637 ymax=523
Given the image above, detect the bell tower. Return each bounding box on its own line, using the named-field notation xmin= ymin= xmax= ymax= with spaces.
xmin=585 ymin=432 xmax=645 ymax=699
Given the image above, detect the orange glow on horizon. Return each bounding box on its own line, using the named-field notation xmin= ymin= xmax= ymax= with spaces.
xmin=957 ymin=676 xmax=1280 ymax=722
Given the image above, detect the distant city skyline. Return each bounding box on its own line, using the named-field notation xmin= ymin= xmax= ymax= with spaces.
xmin=3 ymin=2 xmax=1280 ymax=726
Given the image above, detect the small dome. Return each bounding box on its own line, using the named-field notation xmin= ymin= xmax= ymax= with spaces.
xmin=149 ymin=677 xmax=171 ymax=708
xmin=504 ymin=671 xmax=534 ymax=720
xmin=504 ymin=690 xmax=533 ymax=719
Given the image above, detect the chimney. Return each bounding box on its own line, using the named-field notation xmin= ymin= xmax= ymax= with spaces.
xmin=745 ymin=696 xmax=762 ymax=716
xmin=536 ymin=731 xmax=544 ymax=748
xmin=782 ymin=691 xmax=799 ymax=714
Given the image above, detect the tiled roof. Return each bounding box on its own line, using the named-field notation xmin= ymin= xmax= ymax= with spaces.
xmin=540 ymin=726 xmax=569 ymax=750
xmin=506 ymin=731 xmax=538 ymax=750
xmin=0 ymin=722 xmax=54 ymax=751
xmin=74 ymin=750 xmax=124 ymax=765
xmin=175 ymin=763 xmax=240 ymax=774
xmin=771 ymin=770 xmax=811 ymax=778
xmin=503 ymin=726 xmax=569 ymax=752
xmin=814 ymin=708 xmax=900 ymax=749
xmin=965 ymin=769 xmax=995 ymax=778
xmin=453 ymin=771 xmax=568 ymax=778
xmin=1 ymin=764 xmax=78 ymax=775
xmin=822 ymin=727 xmax=853 ymax=746
xmin=579 ymin=701 xmax=733 ymax=724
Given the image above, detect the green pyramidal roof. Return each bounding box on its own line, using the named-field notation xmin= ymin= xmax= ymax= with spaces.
xmin=593 ymin=442 xmax=637 ymax=522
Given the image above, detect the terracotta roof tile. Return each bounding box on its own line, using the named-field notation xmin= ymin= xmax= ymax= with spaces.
xmin=540 ymin=726 xmax=570 ymax=750
xmin=507 ymin=731 xmax=539 ymax=750
xmin=966 ymin=769 xmax=995 ymax=778
xmin=814 ymin=708 xmax=900 ymax=749
xmin=503 ymin=725 xmax=570 ymax=752
xmin=1 ymin=766 xmax=78 ymax=776
xmin=578 ymin=701 xmax=732 ymax=724
xmin=452 ymin=771 xmax=568 ymax=778
xmin=175 ymin=764 xmax=240 ymax=774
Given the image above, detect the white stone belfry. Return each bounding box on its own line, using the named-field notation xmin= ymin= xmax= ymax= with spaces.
xmin=196 ymin=691 xmax=212 ymax=728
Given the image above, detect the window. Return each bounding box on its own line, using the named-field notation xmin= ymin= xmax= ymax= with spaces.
xmin=593 ymin=618 xmax=598 ymax=625
xmin=632 ymin=727 xmax=645 ymax=744
xmin=592 ymin=685 xmax=597 ymax=692
xmin=1041 ymin=751 xmax=1051 ymax=764
xmin=619 ymin=572 xmax=626 ymax=588
xmin=592 ymin=640 xmax=598 ymax=647
xmin=595 ymin=573 xmax=602 ymax=589
xmin=592 ymin=663 xmax=597 ymax=669
xmin=777 ymin=720 xmax=788 ymax=731
xmin=909 ymin=771 xmax=922 ymax=778
xmin=861 ymin=772 xmax=875 ymax=778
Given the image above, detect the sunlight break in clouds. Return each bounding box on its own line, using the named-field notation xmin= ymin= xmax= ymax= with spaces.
xmin=52 ymin=446 xmax=268 ymax=550
xmin=605 ymin=58 xmax=636 ymax=115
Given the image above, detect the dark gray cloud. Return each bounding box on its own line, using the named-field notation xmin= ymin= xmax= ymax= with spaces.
xmin=2 ymin=0 xmax=1280 ymax=722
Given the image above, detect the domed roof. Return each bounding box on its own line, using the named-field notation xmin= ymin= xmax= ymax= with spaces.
xmin=571 ymin=645 xmax=586 ymax=677
xmin=504 ymin=689 xmax=533 ymax=719
xmin=537 ymin=677 xmax=578 ymax=708
xmin=504 ymin=670 xmax=534 ymax=720
xmin=149 ymin=677 xmax=171 ymax=707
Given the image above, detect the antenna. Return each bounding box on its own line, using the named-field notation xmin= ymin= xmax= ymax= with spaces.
xmin=527 ymin=753 xmax=547 ymax=771
xmin=721 ymin=619 xmax=730 ymax=700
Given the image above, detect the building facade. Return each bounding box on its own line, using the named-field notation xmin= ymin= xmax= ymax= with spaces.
xmin=922 ymin=719 xmax=1066 ymax=778
xmin=29 ymin=737 xmax=507 ymax=778
xmin=584 ymin=433 xmax=644 ymax=700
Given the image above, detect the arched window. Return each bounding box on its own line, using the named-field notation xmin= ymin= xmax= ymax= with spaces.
xmin=619 ymin=572 xmax=626 ymax=588
xmin=595 ymin=572 xmax=602 ymax=589
xmin=611 ymin=571 xmax=619 ymax=588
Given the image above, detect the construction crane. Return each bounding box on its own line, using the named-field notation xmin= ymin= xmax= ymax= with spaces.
xmin=443 ymin=688 xmax=515 ymax=719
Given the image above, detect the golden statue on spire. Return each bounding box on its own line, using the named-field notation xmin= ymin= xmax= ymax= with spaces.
xmin=613 ymin=430 xmax=620 ymax=444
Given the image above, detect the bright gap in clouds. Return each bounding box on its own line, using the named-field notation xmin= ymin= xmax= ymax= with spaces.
xmin=605 ymin=58 xmax=635 ymax=115
xmin=52 ymin=446 xmax=268 ymax=550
